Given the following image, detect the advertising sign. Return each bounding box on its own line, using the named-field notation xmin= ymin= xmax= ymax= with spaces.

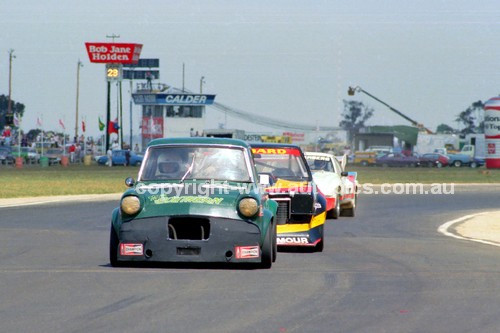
xmin=141 ymin=117 xmax=163 ymax=138
xmin=133 ymin=94 xmax=216 ymax=105
xmin=483 ymin=97 xmax=500 ymax=168
xmin=85 ymin=42 xmax=142 ymax=64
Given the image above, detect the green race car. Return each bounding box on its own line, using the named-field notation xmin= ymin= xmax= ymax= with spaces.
xmin=110 ymin=137 xmax=278 ymax=268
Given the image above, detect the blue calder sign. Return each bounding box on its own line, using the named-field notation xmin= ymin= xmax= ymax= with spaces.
xmin=133 ymin=93 xmax=216 ymax=105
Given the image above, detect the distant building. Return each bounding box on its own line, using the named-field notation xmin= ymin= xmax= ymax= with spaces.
xmin=132 ymin=83 xmax=216 ymax=147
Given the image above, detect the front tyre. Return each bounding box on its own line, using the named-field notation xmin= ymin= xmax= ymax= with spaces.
xmin=341 ymin=195 xmax=356 ymax=217
xmin=271 ymin=221 xmax=277 ymax=263
xmin=260 ymin=225 xmax=273 ymax=269
xmin=109 ymin=226 xmax=124 ymax=267
xmin=331 ymin=195 xmax=340 ymax=219
xmin=315 ymin=225 xmax=324 ymax=252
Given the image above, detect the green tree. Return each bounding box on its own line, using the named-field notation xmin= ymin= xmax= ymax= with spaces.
xmin=436 ymin=123 xmax=455 ymax=134
xmin=339 ymin=100 xmax=374 ymax=143
xmin=456 ymin=101 xmax=484 ymax=134
xmin=0 ymin=94 xmax=26 ymax=130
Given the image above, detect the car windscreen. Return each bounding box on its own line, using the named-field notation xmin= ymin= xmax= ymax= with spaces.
xmin=252 ymin=147 xmax=310 ymax=181
xmin=140 ymin=146 xmax=251 ymax=182
xmin=305 ymin=155 xmax=334 ymax=172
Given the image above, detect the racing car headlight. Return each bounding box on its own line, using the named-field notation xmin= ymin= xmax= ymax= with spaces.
xmin=238 ymin=198 xmax=259 ymax=217
xmin=121 ymin=196 xmax=141 ymax=215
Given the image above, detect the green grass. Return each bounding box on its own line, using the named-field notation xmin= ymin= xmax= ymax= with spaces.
xmin=0 ymin=164 xmax=499 ymax=199
xmin=0 ymin=164 xmax=138 ymax=198
xmin=349 ymin=166 xmax=500 ymax=184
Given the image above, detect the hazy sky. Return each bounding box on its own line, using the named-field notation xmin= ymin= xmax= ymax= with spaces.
xmin=1 ymin=0 xmax=500 ymax=138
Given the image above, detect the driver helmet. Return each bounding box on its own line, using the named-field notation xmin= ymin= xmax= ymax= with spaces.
xmin=314 ymin=159 xmax=327 ymax=170
xmin=157 ymin=152 xmax=183 ymax=178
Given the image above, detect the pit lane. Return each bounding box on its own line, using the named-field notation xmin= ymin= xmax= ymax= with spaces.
xmin=0 ymin=185 xmax=499 ymax=333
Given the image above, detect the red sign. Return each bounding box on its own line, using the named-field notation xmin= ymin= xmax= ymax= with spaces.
xmin=141 ymin=117 xmax=163 ymax=139
xmin=488 ymin=143 xmax=496 ymax=155
xmin=283 ymin=132 xmax=305 ymax=142
xmin=85 ymin=42 xmax=142 ymax=64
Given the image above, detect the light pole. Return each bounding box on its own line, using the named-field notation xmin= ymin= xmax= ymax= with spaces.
xmin=200 ymin=76 xmax=205 ymax=94
xmin=347 ymin=85 xmax=433 ymax=134
xmin=74 ymin=60 xmax=83 ymax=140
xmin=7 ymin=49 xmax=15 ymax=119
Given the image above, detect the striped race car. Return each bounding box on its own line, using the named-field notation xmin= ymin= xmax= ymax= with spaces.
xmin=251 ymin=143 xmax=327 ymax=251
xmin=305 ymin=152 xmax=358 ymax=217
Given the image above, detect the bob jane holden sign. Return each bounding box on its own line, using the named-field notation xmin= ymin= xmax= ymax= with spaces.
xmin=484 ymin=97 xmax=500 ymax=169
xmin=85 ymin=43 xmax=142 ymax=64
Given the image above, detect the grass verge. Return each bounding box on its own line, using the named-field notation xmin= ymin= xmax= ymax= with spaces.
xmin=350 ymin=165 xmax=500 ymax=184
xmin=0 ymin=164 xmax=499 ymax=199
xmin=0 ymin=164 xmax=137 ymax=198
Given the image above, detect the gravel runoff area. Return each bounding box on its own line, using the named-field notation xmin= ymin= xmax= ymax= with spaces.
xmin=455 ymin=211 xmax=500 ymax=245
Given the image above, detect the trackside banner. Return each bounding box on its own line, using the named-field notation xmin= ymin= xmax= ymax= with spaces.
xmin=85 ymin=42 xmax=143 ymax=64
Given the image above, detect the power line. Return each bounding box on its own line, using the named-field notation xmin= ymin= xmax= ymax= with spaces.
xmin=210 ymin=102 xmax=343 ymax=132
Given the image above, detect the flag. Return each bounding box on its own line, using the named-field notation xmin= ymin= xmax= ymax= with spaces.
xmin=82 ymin=120 xmax=86 ymax=133
xmin=108 ymin=119 xmax=119 ymax=134
xmin=98 ymin=117 xmax=105 ymax=131
xmin=59 ymin=119 xmax=65 ymax=130
xmin=37 ymin=117 xmax=42 ymax=127
xmin=13 ymin=114 xmax=20 ymax=127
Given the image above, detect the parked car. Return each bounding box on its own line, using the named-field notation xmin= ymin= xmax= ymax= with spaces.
xmin=0 ymin=146 xmax=14 ymax=165
xmin=97 ymin=150 xmax=143 ymax=166
xmin=110 ymin=137 xmax=277 ymax=268
xmin=418 ymin=153 xmax=449 ymax=168
xmin=446 ymin=153 xmax=472 ymax=167
xmin=376 ymin=153 xmax=420 ymax=167
xmin=44 ymin=148 xmax=64 ymax=165
xmin=11 ymin=146 xmax=40 ymax=163
xmin=354 ymin=151 xmax=377 ymax=166
xmin=470 ymin=157 xmax=485 ymax=168
xmin=365 ymin=145 xmax=393 ymax=156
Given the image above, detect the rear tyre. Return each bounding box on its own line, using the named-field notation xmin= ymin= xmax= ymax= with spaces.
xmin=470 ymin=161 xmax=478 ymax=168
xmin=436 ymin=162 xmax=443 ymax=168
xmin=361 ymin=160 xmax=368 ymax=167
xmin=453 ymin=160 xmax=462 ymax=167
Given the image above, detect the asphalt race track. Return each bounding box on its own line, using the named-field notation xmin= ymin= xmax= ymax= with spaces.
xmin=1 ymin=186 xmax=499 ymax=333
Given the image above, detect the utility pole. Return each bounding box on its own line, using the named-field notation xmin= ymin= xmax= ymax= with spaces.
xmin=200 ymin=76 xmax=205 ymax=94
xmin=119 ymin=81 xmax=123 ymax=148
xmin=106 ymin=34 xmax=120 ymax=42
xmin=129 ymin=80 xmax=133 ymax=149
xmin=7 ymin=49 xmax=15 ymax=117
xmin=74 ymin=60 xmax=83 ymax=140
xmin=182 ymin=63 xmax=185 ymax=92
xmin=105 ymin=34 xmax=120 ymax=151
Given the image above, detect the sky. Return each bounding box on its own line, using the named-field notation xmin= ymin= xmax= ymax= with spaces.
xmin=1 ymin=0 xmax=500 ymax=139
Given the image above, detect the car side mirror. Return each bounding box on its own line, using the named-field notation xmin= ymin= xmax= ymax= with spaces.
xmin=125 ymin=177 xmax=135 ymax=187
xmin=259 ymin=174 xmax=270 ymax=186
xmin=341 ymin=171 xmax=348 ymax=177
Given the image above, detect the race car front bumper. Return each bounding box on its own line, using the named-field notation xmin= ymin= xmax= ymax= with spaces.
xmin=117 ymin=216 xmax=263 ymax=263
xmin=276 ymin=212 xmax=325 ymax=246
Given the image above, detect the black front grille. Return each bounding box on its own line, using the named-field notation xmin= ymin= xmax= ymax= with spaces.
xmin=168 ymin=217 xmax=210 ymax=240
xmin=276 ymin=201 xmax=290 ymax=225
